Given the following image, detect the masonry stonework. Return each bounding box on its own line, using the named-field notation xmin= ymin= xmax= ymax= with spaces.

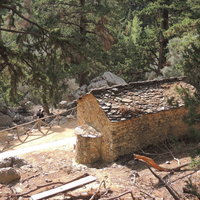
xmin=75 ymin=78 xmax=197 ymax=164
xmin=77 ymin=94 xmax=114 ymax=162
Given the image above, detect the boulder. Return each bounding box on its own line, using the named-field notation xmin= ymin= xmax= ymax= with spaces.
xmin=0 ymin=167 xmax=20 ymax=184
xmin=87 ymin=80 xmax=109 ymax=91
xmin=0 ymin=114 xmax=13 ymax=127
xmin=73 ymin=72 xmax=127 ymax=99
xmin=102 ymin=71 xmax=127 ymax=86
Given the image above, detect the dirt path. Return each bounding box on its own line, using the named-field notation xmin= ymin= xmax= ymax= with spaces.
xmin=0 ymin=120 xmax=77 ymax=159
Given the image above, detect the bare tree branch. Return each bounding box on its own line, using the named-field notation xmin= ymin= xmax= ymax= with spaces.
xmin=0 ymin=28 xmax=42 ymax=36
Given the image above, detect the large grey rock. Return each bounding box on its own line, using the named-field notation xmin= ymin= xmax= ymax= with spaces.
xmin=90 ymin=76 xmax=104 ymax=83
xmin=102 ymin=72 xmax=127 ymax=86
xmin=0 ymin=114 xmax=13 ymax=127
xmin=73 ymin=72 xmax=127 ymax=99
xmin=87 ymin=80 xmax=109 ymax=91
xmin=0 ymin=167 xmax=20 ymax=184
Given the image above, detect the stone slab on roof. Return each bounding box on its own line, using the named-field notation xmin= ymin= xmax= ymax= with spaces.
xmin=89 ymin=77 xmax=195 ymax=122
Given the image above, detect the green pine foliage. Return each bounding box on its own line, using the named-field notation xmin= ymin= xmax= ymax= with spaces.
xmin=0 ymin=0 xmax=200 ymax=112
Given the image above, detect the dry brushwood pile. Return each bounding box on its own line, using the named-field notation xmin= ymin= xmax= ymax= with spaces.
xmin=0 ymin=121 xmax=200 ymax=200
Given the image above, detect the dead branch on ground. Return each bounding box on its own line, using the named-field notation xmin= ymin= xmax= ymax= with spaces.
xmin=163 ymin=141 xmax=181 ymax=165
xmin=100 ymin=190 xmax=135 ymax=200
xmin=171 ymin=170 xmax=199 ymax=184
xmin=22 ymin=173 xmax=41 ymax=183
xmin=134 ymin=184 xmax=156 ymax=200
xmin=147 ymin=166 xmax=180 ymax=200
xmin=89 ymin=180 xmax=108 ymax=200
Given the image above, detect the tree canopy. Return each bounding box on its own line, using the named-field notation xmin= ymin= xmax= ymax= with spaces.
xmin=0 ymin=0 xmax=199 ymax=111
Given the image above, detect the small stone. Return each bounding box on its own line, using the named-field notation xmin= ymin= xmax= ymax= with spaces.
xmin=112 ymin=163 xmax=118 ymax=168
xmin=45 ymin=179 xmax=52 ymax=183
xmin=110 ymin=110 xmax=117 ymax=114
xmin=105 ymin=103 xmax=111 ymax=106
xmin=111 ymin=88 xmax=118 ymax=92
xmin=101 ymin=106 xmax=110 ymax=110
xmin=15 ymin=185 xmax=23 ymax=193
xmin=146 ymin=109 xmax=152 ymax=113
xmin=157 ymin=107 xmax=165 ymax=111
xmin=121 ymin=98 xmax=132 ymax=103
xmin=112 ymin=104 xmax=120 ymax=109
xmin=127 ymin=160 xmax=136 ymax=165
xmin=115 ymin=97 xmax=121 ymax=101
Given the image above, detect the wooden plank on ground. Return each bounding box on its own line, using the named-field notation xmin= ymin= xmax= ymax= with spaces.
xmin=30 ymin=175 xmax=96 ymax=200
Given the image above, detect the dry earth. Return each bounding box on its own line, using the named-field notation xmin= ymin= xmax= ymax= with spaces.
xmin=0 ymin=119 xmax=200 ymax=200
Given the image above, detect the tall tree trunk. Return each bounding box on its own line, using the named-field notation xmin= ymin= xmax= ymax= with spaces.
xmin=80 ymin=0 xmax=86 ymax=36
xmin=78 ymin=0 xmax=88 ymax=86
xmin=41 ymin=91 xmax=50 ymax=115
xmin=158 ymin=7 xmax=169 ymax=71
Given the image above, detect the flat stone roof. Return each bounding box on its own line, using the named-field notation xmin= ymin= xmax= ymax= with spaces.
xmin=90 ymin=77 xmax=194 ymax=122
